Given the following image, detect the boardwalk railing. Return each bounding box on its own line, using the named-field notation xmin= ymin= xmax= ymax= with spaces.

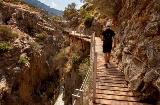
xmin=72 ymin=32 xmax=97 ymax=105
xmin=64 ymin=28 xmax=83 ymax=39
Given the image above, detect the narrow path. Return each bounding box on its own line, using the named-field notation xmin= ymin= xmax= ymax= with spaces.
xmin=66 ymin=30 xmax=153 ymax=105
xmin=94 ymin=37 xmax=153 ymax=105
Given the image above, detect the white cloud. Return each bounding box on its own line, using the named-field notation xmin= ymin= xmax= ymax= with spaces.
xmin=50 ymin=1 xmax=57 ymax=8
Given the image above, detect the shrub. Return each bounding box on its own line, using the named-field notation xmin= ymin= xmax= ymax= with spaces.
xmin=0 ymin=26 xmax=18 ymax=40
xmin=0 ymin=42 xmax=10 ymax=52
xmin=80 ymin=9 xmax=87 ymax=18
xmin=18 ymin=56 xmax=28 ymax=64
xmin=88 ymin=10 xmax=94 ymax=15
xmin=29 ymin=41 xmax=41 ymax=52
xmin=84 ymin=15 xmax=94 ymax=28
xmin=36 ymin=31 xmax=47 ymax=41
xmin=78 ymin=57 xmax=90 ymax=80
xmin=52 ymin=48 xmax=68 ymax=70
xmin=70 ymin=52 xmax=81 ymax=68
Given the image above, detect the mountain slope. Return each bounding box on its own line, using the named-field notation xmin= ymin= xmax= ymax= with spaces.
xmin=22 ymin=0 xmax=63 ymax=16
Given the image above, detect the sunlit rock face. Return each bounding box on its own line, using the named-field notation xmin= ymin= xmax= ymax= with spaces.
xmin=113 ymin=0 xmax=160 ymax=102
xmin=0 ymin=3 xmax=55 ymax=35
xmin=0 ymin=3 xmax=63 ymax=105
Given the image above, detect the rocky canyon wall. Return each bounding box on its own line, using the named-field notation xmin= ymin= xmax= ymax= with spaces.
xmin=0 ymin=3 xmax=63 ymax=105
xmin=113 ymin=0 xmax=160 ymax=103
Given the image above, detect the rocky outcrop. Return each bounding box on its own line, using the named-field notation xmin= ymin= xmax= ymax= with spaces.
xmin=0 ymin=2 xmax=64 ymax=105
xmin=112 ymin=0 xmax=160 ymax=103
xmin=0 ymin=3 xmax=55 ymax=35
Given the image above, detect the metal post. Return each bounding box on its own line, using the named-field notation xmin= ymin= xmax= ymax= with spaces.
xmin=79 ymin=90 xmax=83 ymax=105
xmin=76 ymin=95 xmax=80 ymax=105
xmin=93 ymin=52 xmax=97 ymax=102
xmin=93 ymin=33 xmax=95 ymax=52
xmin=75 ymin=89 xmax=83 ymax=105
xmin=72 ymin=94 xmax=77 ymax=105
xmin=90 ymin=34 xmax=93 ymax=67
xmin=72 ymin=94 xmax=80 ymax=105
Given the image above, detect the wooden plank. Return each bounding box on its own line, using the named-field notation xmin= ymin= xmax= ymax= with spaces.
xmin=96 ymin=90 xmax=134 ymax=96
xmin=96 ymin=80 xmax=126 ymax=84
xmin=97 ymin=71 xmax=122 ymax=73
xmin=96 ymin=77 xmax=125 ymax=81
xmin=97 ymin=73 xmax=125 ymax=77
xmin=96 ymin=86 xmax=130 ymax=92
xmin=96 ymin=82 xmax=128 ymax=87
xmin=95 ymin=99 xmax=153 ymax=105
xmin=96 ymin=94 xmax=139 ymax=102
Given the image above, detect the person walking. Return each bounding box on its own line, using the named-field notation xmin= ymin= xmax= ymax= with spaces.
xmin=100 ymin=22 xmax=116 ymax=68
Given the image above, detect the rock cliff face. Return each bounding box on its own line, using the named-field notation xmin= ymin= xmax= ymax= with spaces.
xmin=113 ymin=0 xmax=160 ymax=102
xmin=1 ymin=3 xmax=55 ymax=35
xmin=0 ymin=3 xmax=63 ymax=105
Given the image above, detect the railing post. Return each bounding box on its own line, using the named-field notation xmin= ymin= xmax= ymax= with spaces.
xmin=93 ymin=33 xmax=95 ymax=52
xmin=75 ymin=89 xmax=83 ymax=105
xmin=79 ymin=90 xmax=83 ymax=105
xmin=72 ymin=94 xmax=80 ymax=105
xmin=93 ymin=52 xmax=97 ymax=103
xmin=72 ymin=94 xmax=76 ymax=105
xmin=90 ymin=34 xmax=93 ymax=67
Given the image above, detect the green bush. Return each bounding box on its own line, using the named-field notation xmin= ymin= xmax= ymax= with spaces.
xmin=18 ymin=56 xmax=28 ymax=64
xmin=80 ymin=9 xmax=87 ymax=18
xmin=36 ymin=31 xmax=47 ymax=41
xmin=0 ymin=42 xmax=10 ymax=52
xmin=78 ymin=57 xmax=90 ymax=80
xmin=0 ymin=26 xmax=18 ymax=40
xmin=52 ymin=48 xmax=68 ymax=70
xmin=70 ymin=52 xmax=81 ymax=68
xmin=84 ymin=15 xmax=94 ymax=28
xmin=29 ymin=41 xmax=41 ymax=52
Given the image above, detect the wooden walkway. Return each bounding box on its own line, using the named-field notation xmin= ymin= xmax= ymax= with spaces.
xmin=94 ymin=37 xmax=152 ymax=105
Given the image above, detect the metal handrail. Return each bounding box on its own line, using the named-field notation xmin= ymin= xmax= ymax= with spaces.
xmin=72 ymin=32 xmax=97 ymax=105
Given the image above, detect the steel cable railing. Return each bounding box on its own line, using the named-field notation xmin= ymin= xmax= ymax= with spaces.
xmin=72 ymin=32 xmax=97 ymax=105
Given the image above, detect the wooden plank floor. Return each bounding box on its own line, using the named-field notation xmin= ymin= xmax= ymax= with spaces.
xmin=94 ymin=37 xmax=153 ymax=105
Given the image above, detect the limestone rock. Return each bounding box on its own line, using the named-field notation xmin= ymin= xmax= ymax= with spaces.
xmin=0 ymin=2 xmax=63 ymax=105
xmin=112 ymin=0 xmax=160 ymax=102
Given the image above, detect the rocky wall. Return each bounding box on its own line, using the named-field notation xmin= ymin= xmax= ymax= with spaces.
xmin=113 ymin=0 xmax=160 ymax=103
xmin=0 ymin=3 xmax=55 ymax=35
xmin=0 ymin=3 xmax=63 ymax=105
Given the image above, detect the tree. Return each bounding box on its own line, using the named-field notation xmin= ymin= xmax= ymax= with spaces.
xmin=63 ymin=3 xmax=77 ymax=20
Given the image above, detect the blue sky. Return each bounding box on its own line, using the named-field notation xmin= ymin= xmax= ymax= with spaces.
xmin=38 ymin=0 xmax=84 ymax=11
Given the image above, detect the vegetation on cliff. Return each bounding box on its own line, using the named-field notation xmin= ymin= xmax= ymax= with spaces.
xmin=0 ymin=1 xmax=65 ymax=104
